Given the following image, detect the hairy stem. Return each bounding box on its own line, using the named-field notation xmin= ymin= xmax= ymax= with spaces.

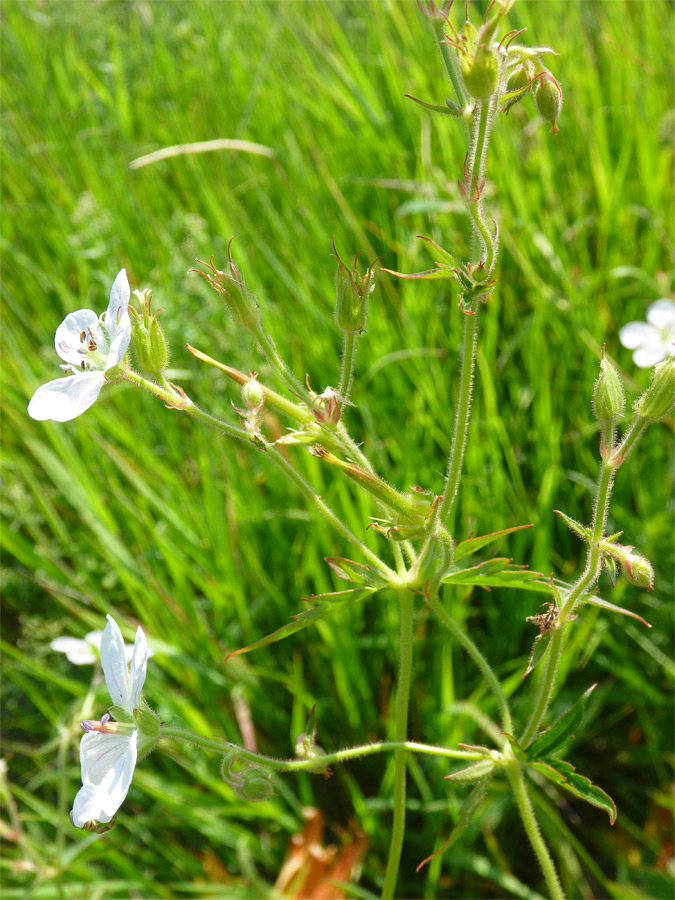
xmin=507 ymin=759 xmax=565 ymax=900
xmin=339 ymin=331 xmax=358 ymax=400
xmin=439 ymin=304 xmax=479 ymax=532
xmin=381 ymin=590 xmax=415 ymax=899
xmin=249 ymin=320 xmax=311 ymax=401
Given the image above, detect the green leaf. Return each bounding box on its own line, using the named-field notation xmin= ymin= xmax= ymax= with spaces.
xmin=528 ymin=759 xmax=617 ymax=823
xmin=528 ymin=684 xmax=596 ymax=759
xmin=442 ymin=558 xmax=544 ymax=591
xmin=554 ymin=509 xmax=592 ymax=542
xmin=404 ymin=93 xmax=460 ymax=116
xmin=444 ymin=759 xmax=495 ymax=783
xmin=453 ymin=524 xmax=534 ymax=562
xmin=580 ymin=593 xmax=651 ymax=628
xmin=324 ymin=557 xmax=389 ymax=587
xmin=225 ymin=587 xmax=377 ymax=660
xmin=416 ymin=775 xmax=492 ymax=872
xmin=381 ymin=265 xmax=455 ymax=281
xmin=523 ymin=633 xmax=551 ymax=679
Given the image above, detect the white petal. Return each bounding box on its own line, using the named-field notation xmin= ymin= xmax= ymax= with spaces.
xmin=72 ymin=731 xmax=137 ymax=826
xmin=128 ymin=627 xmax=148 ymax=709
xmin=104 ymin=270 xmax=131 ymax=369
xmin=28 ymin=372 xmax=105 ymax=422
xmin=50 ymin=637 xmax=97 ymax=665
xmin=84 ymin=631 xmax=104 ymax=650
xmin=101 ymin=615 xmax=133 ymax=712
xmin=633 ymin=343 xmax=668 ymax=368
xmin=646 ymin=298 xmax=675 ymax=331
xmin=54 ymin=309 xmax=100 ymax=365
xmin=618 ymin=321 xmax=655 ymax=350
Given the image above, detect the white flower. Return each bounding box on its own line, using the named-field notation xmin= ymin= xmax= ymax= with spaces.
xmin=51 ymin=630 xmax=154 ymax=666
xmin=28 ymin=270 xmax=131 ymax=422
xmin=71 ymin=615 xmax=148 ymax=829
xmin=619 ymin=299 xmax=675 ymax=368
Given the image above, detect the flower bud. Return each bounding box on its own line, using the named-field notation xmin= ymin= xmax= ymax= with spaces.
xmin=502 ymin=63 xmax=533 ymax=114
xmin=333 ymin=241 xmax=378 ymax=334
xmin=130 ymin=289 xmax=169 ymax=376
xmin=242 ymin=376 xmax=264 ymax=410
xmin=634 ymin=357 xmax=675 ymax=421
xmin=461 ymin=45 xmax=500 ymax=101
xmin=193 ymin=240 xmax=261 ymax=329
xmin=621 ymin=552 xmax=655 ymax=590
xmin=534 ymin=72 xmax=563 ymax=134
xmin=593 ymin=355 xmax=625 ymax=422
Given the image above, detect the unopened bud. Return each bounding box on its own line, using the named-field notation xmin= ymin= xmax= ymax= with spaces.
xmin=634 ymin=357 xmax=675 ymax=422
xmin=461 ymin=45 xmax=500 ymax=101
xmin=333 ymin=241 xmax=377 ymax=334
xmin=242 ymin=375 xmax=264 ymax=410
xmin=502 ymin=63 xmax=533 ymax=114
xmin=621 ymin=552 xmax=655 ymax=590
xmin=534 ymin=72 xmax=563 ymax=134
xmin=130 ymin=289 xmax=169 ymax=375
xmin=593 ymin=355 xmax=625 ymax=422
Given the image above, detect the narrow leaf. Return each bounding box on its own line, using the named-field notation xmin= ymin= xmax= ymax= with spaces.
xmin=523 ymin=633 xmax=551 ymax=679
xmin=454 ymin=524 xmax=533 ymax=562
xmin=502 ymin=733 xmax=528 ymax=763
xmin=554 ymin=510 xmax=591 ymax=542
xmin=581 ymin=594 xmax=651 ymax=628
xmin=416 ymin=775 xmax=492 ymax=871
xmin=404 ymin=94 xmax=460 ymax=116
xmin=528 ymin=684 xmax=596 ymax=759
xmin=380 ymin=266 xmax=455 ymax=281
xmin=445 ymin=760 xmax=495 ymax=782
xmin=225 ymin=588 xmax=376 ymax=660
xmin=324 ymin=557 xmax=389 ymax=587
xmin=528 ymin=759 xmax=617 ymax=824
xmin=442 ymin=558 xmax=543 ymax=591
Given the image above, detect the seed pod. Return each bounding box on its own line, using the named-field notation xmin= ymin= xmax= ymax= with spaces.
xmin=462 ymin=46 xmax=500 ymax=101
xmin=534 ymin=72 xmax=563 ymax=133
xmin=502 ymin=63 xmax=533 ymax=114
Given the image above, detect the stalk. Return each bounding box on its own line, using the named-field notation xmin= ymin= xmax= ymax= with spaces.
xmin=381 ymin=590 xmax=416 ymax=899
xmin=339 ymin=331 xmax=359 ymax=400
xmin=506 ymin=759 xmax=565 ymax=900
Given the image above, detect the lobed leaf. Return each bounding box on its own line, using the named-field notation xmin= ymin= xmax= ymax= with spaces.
xmin=416 ymin=776 xmax=492 ymax=871
xmin=528 ymin=759 xmax=617 ymax=823
xmin=324 ymin=557 xmax=390 ymax=587
xmin=442 ymin=558 xmax=543 ymax=591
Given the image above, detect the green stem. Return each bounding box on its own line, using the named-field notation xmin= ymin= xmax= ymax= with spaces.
xmin=425 ymin=589 xmax=513 ymax=735
xmin=249 ymin=320 xmax=311 ymax=401
xmin=265 ymin=443 xmax=393 ymax=573
xmin=124 ymin=370 xmax=251 ymax=442
xmin=520 ymin=416 xmax=649 ymax=747
xmin=438 ymin=305 xmax=479 ymax=532
xmin=339 ymin=331 xmax=359 ymax=400
xmin=432 ymin=16 xmax=468 ymax=113
xmin=507 ymin=760 xmax=565 ymax=900
xmin=381 ymin=590 xmax=416 ymax=900
xmin=159 ymin=729 xmax=483 ymax=767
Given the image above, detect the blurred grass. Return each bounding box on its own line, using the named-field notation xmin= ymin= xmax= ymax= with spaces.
xmin=1 ymin=0 xmax=673 ymax=897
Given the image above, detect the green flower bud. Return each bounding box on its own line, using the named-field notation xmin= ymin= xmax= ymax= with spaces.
xmin=593 ymin=355 xmax=625 ymax=422
xmin=534 ymin=72 xmax=563 ymax=134
xmin=634 ymin=357 xmax=675 ymax=421
xmin=502 ymin=63 xmax=533 ymax=114
xmin=461 ymin=45 xmax=500 ymax=101
xmin=621 ymin=552 xmax=655 ymax=590
xmin=221 ymin=750 xmax=275 ymax=803
xmin=193 ymin=239 xmax=261 ymax=329
xmin=333 ymin=240 xmax=378 ymax=335
xmin=242 ymin=376 xmax=264 ymax=410
xmin=130 ymin=289 xmax=170 ymax=376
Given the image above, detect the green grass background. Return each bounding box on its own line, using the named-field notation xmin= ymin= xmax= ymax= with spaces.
xmin=1 ymin=0 xmax=673 ymax=897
